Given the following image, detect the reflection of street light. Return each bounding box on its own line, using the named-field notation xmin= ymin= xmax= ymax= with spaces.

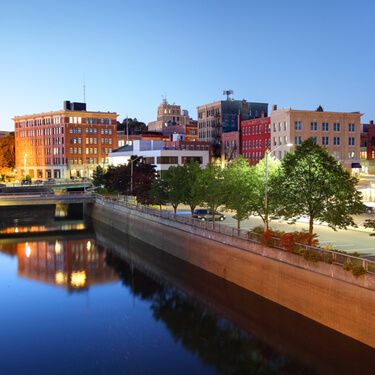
xmin=130 ymin=156 xmax=143 ymax=195
xmin=264 ymin=143 xmax=293 ymax=231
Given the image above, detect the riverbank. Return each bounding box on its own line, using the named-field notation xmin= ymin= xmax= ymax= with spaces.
xmin=91 ymin=196 xmax=375 ymax=348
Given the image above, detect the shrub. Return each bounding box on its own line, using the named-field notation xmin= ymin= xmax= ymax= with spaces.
xmin=322 ymin=253 xmax=333 ymax=264
xmin=343 ymin=261 xmax=353 ymax=271
xmin=280 ymin=233 xmax=295 ymax=252
xmin=262 ymin=230 xmax=272 ymax=246
xmin=352 ymin=265 xmax=366 ymax=277
xmin=303 ymin=249 xmax=321 ymax=262
xmin=293 ymin=231 xmax=319 ymax=246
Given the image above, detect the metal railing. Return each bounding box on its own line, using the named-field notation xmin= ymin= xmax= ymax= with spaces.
xmin=95 ymin=194 xmax=375 ymax=276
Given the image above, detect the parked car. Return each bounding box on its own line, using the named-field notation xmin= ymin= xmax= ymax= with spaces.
xmin=192 ymin=209 xmax=226 ymax=221
xmin=43 ymin=178 xmax=56 ymax=185
xmin=34 ymin=179 xmax=43 ymax=185
xmin=21 ymin=179 xmax=31 ymax=185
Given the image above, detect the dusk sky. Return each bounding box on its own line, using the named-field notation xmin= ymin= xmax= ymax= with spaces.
xmin=1 ymin=0 xmax=374 ymax=130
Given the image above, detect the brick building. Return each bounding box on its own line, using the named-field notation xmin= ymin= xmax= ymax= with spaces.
xmin=270 ymin=106 xmax=362 ymax=172
xmin=241 ymin=116 xmax=271 ymax=165
xmin=14 ymin=101 xmax=118 ymax=179
xmin=360 ymin=120 xmax=375 ymax=174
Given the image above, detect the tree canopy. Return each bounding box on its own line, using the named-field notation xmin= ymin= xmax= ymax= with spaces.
xmin=274 ymin=138 xmax=364 ymax=240
xmin=117 ymin=118 xmax=147 ymax=134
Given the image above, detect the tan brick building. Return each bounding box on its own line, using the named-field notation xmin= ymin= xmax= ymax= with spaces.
xmin=14 ymin=101 xmax=118 ymax=180
xmin=270 ymin=106 xmax=362 ymax=171
xmin=148 ymin=99 xmax=190 ymax=131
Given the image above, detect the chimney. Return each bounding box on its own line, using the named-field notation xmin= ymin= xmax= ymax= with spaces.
xmin=370 ymin=120 xmax=374 ymax=125
xmin=272 ymin=104 xmax=278 ymax=111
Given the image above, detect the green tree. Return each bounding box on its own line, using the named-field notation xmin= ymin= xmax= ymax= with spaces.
xmin=164 ymin=166 xmax=186 ymax=213
xmin=364 ymin=219 xmax=375 ymax=236
xmin=275 ymin=138 xmax=364 ymax=241
xmin=223 ymin=156 xmax=255 ymax=231
xmin=117 ymin=118 xmax=147 ymax=134
xmin=196 ymin=164 xmax=225 ymax=225
xmin=149 ymin=176 xmax=169 ymax=210
xmin=92 ymin=165 xmax=105 ymax=187
xmin=249 ymin=155 xmax=282 ymax=231
xmin=180 ymin=162 xmax=203 ymax=215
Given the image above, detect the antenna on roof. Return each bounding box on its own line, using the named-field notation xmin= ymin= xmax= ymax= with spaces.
xmin=161 ymin=93 xmax=168 ymax=104
xmin=223 ymin=89 xmax=233 ymax=101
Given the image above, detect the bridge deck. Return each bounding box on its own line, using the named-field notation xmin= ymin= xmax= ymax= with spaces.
xmin=0 ymin=193 xmax=95 ymax=206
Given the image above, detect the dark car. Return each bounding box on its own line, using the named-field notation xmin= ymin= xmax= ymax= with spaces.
xmin=43 ymin=178 xmax=56 ymax=185
xmin=34 ymin=179 xmax=43 ymax=185
xmin=21 ymin=179 xmax=31 ymax=185
xmin=192 ymin=209 xmax=225 ymax=221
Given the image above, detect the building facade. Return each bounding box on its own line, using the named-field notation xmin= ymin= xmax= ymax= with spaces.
xmin=109 ymin=140 xmax=209 ymax=173
xmin=14 ymin=101 xmax=118 ymax=179
xmin=241 ymin=116 xmax=271 ymax=165
xmin=221 ymin=131 xmax=240 ymax=162
xmin=148 ymin=99 xmax=190 ymax=131
xmin=197 ymin=98 xmax=268 ymax=157
xmin=360 ymin=120 xmax=375 ymax=174
xmin=270 ymin=107 xmax=362 ymax=171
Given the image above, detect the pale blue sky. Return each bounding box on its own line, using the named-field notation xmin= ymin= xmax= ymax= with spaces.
xmin=0 ymin=0 xmax=374 ymax=130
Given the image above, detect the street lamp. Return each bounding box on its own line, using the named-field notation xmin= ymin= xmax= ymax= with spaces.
xmin=130 ymin=155 xmax=143 ymax=195
xmin=264 ymin=143 xmax=293 ymax=231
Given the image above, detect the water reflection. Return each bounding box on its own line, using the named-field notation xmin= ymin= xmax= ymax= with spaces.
xmin=1 ymin=237 xmax=117 ymax=291
xmin=105 ymin=251 xmax=312 ymax=374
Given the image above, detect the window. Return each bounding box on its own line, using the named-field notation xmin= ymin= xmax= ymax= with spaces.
xmin=333 ymin=136 xmax=340 ymax=145
xmin=322 ymin=122 xmax=329 ymax=131
xmin=157 ymin=156 xmax=178 ymax=164
xmin=349 ymin=123 xmax=355 ymax=132
xmin=348 ymin=137 xmax=355 ymax=146
xmin=294 ymin=136 xmax=302 ymax=145
xmin=322 ymin=136 xmax=329 ymax=145
xmin=294 ymin=121 xmax=302 ymax=130
xmin=333 ymin=123 xmax=340 ymax=132
xmin=310 ymin=122 xmax=317 ymax=131
xmin=182 ymin=156 xmax=203 ymax=164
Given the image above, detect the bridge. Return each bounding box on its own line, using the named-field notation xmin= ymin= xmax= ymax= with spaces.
xmin=0 ymin=192 xmax=95 ymax=206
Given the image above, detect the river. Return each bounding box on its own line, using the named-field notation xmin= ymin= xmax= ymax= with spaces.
xmin=0 ymin=206 xmax=373 ymax=375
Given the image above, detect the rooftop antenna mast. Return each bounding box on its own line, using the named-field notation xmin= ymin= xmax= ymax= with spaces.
xmin=223 ymin=89 xmax=233 ymax=101
xmin=161 ymin=93 xmax=168 ymax=104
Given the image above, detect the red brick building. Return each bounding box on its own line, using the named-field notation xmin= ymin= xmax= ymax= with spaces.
xmin=222 ymin=131 xmax=240 ymax=162
xmin=14 ymin=101 xmax=118 ymax=179
xmin=241 ymin=116 xmax=271 ymax=165
xmin=360 ymin=120 xmax=375 ymax=174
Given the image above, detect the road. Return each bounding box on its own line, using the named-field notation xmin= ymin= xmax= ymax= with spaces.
xmin=172 ymin=205 xmax=375 ymax=256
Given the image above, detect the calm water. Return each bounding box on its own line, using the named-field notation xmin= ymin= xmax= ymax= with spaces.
xmin=0 ymin=207 xmax=374 ymax=375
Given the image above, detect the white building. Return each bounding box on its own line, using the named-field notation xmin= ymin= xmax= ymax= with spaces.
xmin=108 ymin=140 xmax=209 ymax=172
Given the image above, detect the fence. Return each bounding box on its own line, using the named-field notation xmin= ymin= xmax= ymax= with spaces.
xmin=95 ymin=194 xmax=375 ymax=276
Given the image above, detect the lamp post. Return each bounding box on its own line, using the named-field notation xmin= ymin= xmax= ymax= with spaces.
xmin=264 ymin=143 xmax=293 ymax=231
xmin=130 ymin=155 xmax=143 ymax=196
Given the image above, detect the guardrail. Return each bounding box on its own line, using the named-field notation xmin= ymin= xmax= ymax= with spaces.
xmin=95 ymin=195 xmax=375 ymax=276
xmin=0 ymin=192 xmax=93 ymax=199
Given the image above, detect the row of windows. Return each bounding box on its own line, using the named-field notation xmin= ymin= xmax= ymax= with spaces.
xmin=69 ymin=147 xmax=111 ymax=154
xmin=70 ymin=137 xmax=112 ymax=145
xmin=69 ymin=127 xmax=113 ymax=135
xmin=242 ymin=124 xmax=270 ymax=135
xmin=295 ymin=121 xmax=356 ymax=132
xmin=17 ymin=117 xmax=62 ymax=128
xmin=242 ymin=139 xmax=271 ymax=149
xmin=70 ymin=117 xmax=112 ymax=125
xmin=294 ymin=136 xmax=356 ymax=146
xmin=70 ymin=157 xmax=107 ymax=165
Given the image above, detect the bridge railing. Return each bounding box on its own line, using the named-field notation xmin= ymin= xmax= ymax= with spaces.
xmin=95 ymin=194 xmax=375 ymax=276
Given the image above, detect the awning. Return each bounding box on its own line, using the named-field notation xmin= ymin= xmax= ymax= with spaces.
xmin=351 ymin=162 xmax=362 ymax=169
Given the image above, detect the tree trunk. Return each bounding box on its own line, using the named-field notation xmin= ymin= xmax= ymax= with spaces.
xmin=173 ymin=205 xmax=177 ymax=214
xmin=309 ymin=216 xmax=314 ymax=245
xmin=190 ymin=205 xmax=195 ymax=217
xmin=212 ymin=210 xmax=215 ymax=229
xmin=237 ymin=219 xmax=241 ymax=234
xmin=263 ymin=217 xmax=269 ymax=232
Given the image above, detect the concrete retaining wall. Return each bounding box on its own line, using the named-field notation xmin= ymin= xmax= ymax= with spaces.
xmin=92 ymin=199 xmax=375 ymax=348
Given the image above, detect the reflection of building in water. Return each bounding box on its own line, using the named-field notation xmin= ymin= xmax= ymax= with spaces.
xmin=17 ymin=239 xmax=117 ymax=290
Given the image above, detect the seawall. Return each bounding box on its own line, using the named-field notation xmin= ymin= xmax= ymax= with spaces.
xmin=91 ymin=198 xmax=375 ymax=348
